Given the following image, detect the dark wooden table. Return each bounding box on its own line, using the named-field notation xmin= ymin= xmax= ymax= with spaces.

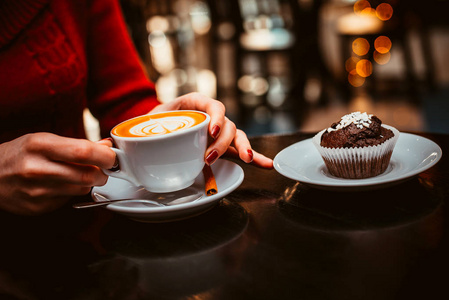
xmin=0 ymin=132 xmax=447 ymax=300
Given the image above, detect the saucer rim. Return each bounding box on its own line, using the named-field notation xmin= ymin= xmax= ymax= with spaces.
xmin=92 ymin=159 xmax=244 ymax=214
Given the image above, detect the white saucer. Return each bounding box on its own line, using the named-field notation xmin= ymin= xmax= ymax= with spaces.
xmin=274 ymin=133 xmax=442 ymax=192
xmin=92 ymin=159 xmax=244 ymax=222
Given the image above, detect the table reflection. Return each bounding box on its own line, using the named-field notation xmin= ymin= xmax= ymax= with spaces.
xmin=93 ymin=200 xmax=249 ymax=298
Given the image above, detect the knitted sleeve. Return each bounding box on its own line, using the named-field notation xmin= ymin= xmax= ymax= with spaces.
xmin=85 ymin=0 xmax=160 ymax=137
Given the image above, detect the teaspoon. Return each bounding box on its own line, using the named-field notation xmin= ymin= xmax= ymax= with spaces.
xmin=73 ymin=198 xmax=165 ymax=209
xmin=73 ymin=191 xmax=203 ymax=209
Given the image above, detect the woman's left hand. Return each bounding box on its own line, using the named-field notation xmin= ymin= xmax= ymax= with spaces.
xmin=151 ymin=93 xmax=273 ymax=169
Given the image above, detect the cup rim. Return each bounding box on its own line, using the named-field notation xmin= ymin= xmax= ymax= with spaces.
xmin=110 ymin=110 xmax=210 ymax=141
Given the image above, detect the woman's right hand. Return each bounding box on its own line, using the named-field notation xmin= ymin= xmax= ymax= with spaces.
xmin=0 ymin=133 xmax=116 ymax=215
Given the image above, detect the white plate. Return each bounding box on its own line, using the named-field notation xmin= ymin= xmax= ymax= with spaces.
xmin=274 ymin=133 xmax=442 ymax=191
xmin=92 ymin=159 xmax=244 ymax=222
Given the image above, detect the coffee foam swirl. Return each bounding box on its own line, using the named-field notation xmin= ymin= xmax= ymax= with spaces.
xmin=128 ymin=116 xmax=198 ymax=136
xmin=112 ymin=111 xmax=207 ymax=138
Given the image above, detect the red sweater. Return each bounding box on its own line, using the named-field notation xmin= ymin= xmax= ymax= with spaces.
xmin=0 ymin=0 xmax=160 ymax=142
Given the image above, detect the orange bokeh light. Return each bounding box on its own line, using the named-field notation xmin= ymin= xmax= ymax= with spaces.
xmin=374 ymin=35 xmax=392 ymax=54
xmin=345 ymin=57 xmax=360 ymax=72
xmin=360 ymin=7 xmax=377 ymax=16
xmin=348 ymin=69 xmax=365 ymax=87
xmin=376 ymin=3 xmax=393 ymax=21
xmin=352 ymin=38 xmax=370 ymax=56
xmin=356 ymin=59 xmax=373 ymax=77
xmin=373 ymin=50 xmax=391 ymax=65
xmin=354 ymin=0 xmax=371 ymax=15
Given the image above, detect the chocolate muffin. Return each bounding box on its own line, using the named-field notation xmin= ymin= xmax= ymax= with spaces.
xmin=321 ymin=113 xmax=394 ymax=148
xmin=312 ymin=112 xmax=399 ymax=179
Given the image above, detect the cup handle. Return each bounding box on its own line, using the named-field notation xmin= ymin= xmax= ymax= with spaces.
xmin=102 ymin=148 xmax=140 ymax=186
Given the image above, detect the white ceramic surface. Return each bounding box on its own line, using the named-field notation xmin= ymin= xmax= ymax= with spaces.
xmin=92 ymin=159 xmax=244 ymax=222
xmin=274 ymin=133 xmax=442 ymax=191
xmin=103 ymin=111 xmax=210 ymax=193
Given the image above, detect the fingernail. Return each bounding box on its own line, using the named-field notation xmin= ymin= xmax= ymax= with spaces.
xmin=109 ymin=157 xmax=120 ymax=171
xmin=247 ymin=149 xmax=254 ymax=162
xmin=211 ymin=125 xmax=221 ymax=139
xmin=97 ymin=137 xmax=113 ymax=144
xmin=206 ymin=150 xmax=219 ymax=165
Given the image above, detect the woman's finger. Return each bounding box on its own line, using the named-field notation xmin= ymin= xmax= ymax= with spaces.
xmin=179 ymin=93 xmax=226 ymax=139
xmin=251 ymin=151 xmax=274 ymax=169
xmin=25 ymin=133 xmax=116 ymax=169
xmin=156 ymin=93 xmax=226 ymax=140
xmin=95 ymin=137 xmax=114 ymax=147
xmin=224 ymin=146 xmax=274 ymax=169
xmin=205 ymin=118 xmax=236 ymax=165
xmin=17 ymin=156 xmax=109 ymax=187
xmin=231 ymin=129 xmax=253 ymax=163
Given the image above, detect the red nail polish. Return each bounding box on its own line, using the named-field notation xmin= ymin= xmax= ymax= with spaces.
xmin=247 ymin=149 xmax=254 ymax=162
xmin=206 ymin=150 xmax=219 ymax=165
xmin=211 ymin=125 xmax=221 ymax=139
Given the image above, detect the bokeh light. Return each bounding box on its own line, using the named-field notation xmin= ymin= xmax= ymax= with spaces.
xmin=345 ymin=56 xmax=360 ymax=72
xmin=146 ymin=16 xmax=170 ymax=33
xmin=348 ymin=69 xmax=365 ymax=87
xmin=360 ymin=7 xmax=377 ymax=16
xmin=190 ymin=1 xmax=212 ymax=35
xmin=373 ymin=50 xmax=391 ymax=65
xmin=238 ymin=75 xmax=254 ymax=93
xmin=356 ymin=59 xmax=373 ymax=77
xmin=347 ymin=1 xmax=395 ymax=86
xmin=337 ymin=12 xmax=383 ymax=35
xmin=196 ymin=69 xmax=217 ymax=98
xmin=148 ymin=31 xmax=175 ymax=74
xmin=376 ymin=3 xmax=393 ymax=21
xmin=352 ymin=38 xmax=370 ymax=56
xmin=252 ymin=77 xmax=270 ymax=96
xmin=354 ymin=0 xmax=371 ymax=15
xmin=374 ymin=35 xmax=392 ymax=54
xmin=237 ymin=75 xmax=269 ymax=95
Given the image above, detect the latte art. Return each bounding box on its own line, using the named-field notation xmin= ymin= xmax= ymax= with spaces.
xmin=129 ymin=116 xmax=198 ymax=136
xmin=112 ymin=111 xmax=207 ymax=138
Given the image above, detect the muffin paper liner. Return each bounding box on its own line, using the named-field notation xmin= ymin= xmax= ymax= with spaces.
xmin=312 ymin=125 xmax=400 ymax=179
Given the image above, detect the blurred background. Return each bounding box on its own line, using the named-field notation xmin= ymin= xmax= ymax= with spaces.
xmin=85 ymin=0 xmax=449 ymax=140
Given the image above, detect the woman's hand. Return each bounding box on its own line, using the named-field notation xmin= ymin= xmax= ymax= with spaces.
xmin=151 ymin=92 xmax=274 ymax=169
xmin=0 ymin=133 xmax=116 ymax=215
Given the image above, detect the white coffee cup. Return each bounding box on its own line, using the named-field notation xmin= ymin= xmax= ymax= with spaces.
xmin=102 ymin=110 xmax=210 ymax=193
